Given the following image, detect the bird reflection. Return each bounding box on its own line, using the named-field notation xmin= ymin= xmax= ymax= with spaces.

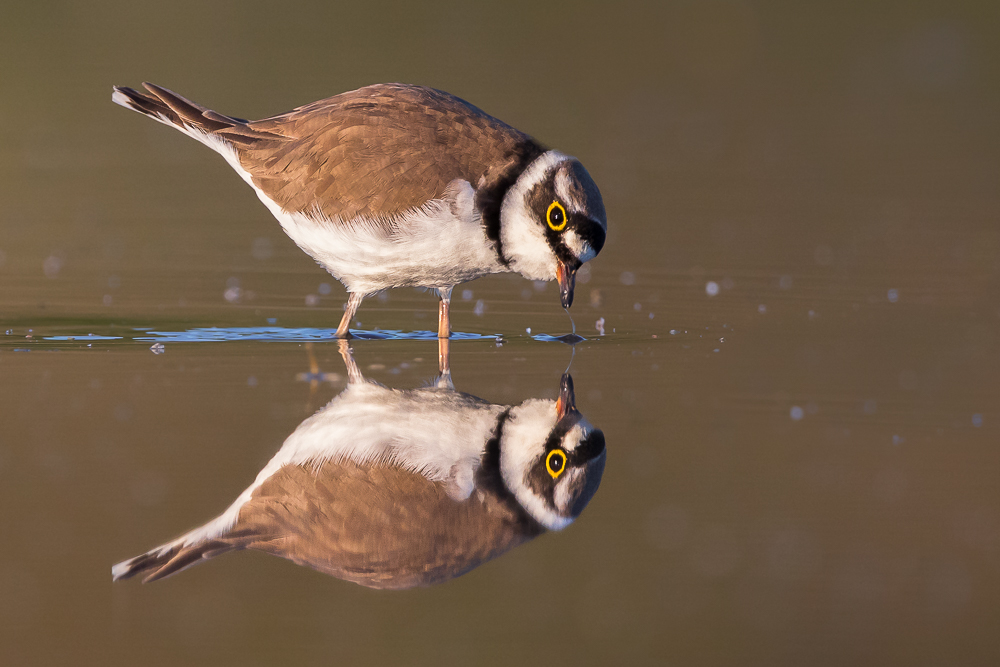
xmin=113 ymin=340 xmax=606 ymax=589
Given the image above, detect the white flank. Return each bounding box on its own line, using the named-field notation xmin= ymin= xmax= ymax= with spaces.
xmin=273 ymin=194 xmax=505 ymax=295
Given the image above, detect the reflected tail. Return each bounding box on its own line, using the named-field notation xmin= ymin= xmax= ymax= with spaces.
xmin=112 ymin=538 xmax=239 ymax=583
xmin=112 ymin=500 xmax=252 ymax=583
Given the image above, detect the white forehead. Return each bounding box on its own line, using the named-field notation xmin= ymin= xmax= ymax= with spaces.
xmin=561 ymin=419 xmax=594 ymax=452
xmin=554 ymin=166 xmax=585 ymax=214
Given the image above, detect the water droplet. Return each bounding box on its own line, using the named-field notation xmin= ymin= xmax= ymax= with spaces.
xmin=251 ymin=237 xmax=273 ymax=260
xmin=43 ymin=254 xmax=63 ymax=278
xmin=790 ymin=406 xmax=804 ymax=421
xmin=705 ymin=281 xmax=720 ymax=296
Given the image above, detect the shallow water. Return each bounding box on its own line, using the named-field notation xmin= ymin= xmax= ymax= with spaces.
xmin=3 ymin=2 xmax=1000 ymax=665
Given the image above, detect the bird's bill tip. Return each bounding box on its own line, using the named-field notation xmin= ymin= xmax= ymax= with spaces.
xmin=557 ymin=262 xmax=577 ymax=309
xmin=556 ymin=373 xmax=576 ymax=418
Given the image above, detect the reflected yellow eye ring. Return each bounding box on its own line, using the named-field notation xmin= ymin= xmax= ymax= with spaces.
xmin=546 ymin=449 xmax=567 ymax=478
xmin=546 ymin=201 xmax=567 ymax=231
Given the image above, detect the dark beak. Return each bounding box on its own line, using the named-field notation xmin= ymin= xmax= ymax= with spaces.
xmin=556 ymin=261 xmax=577 ymax=309
xmin=556 ymin=373 xmax=577 ymax=419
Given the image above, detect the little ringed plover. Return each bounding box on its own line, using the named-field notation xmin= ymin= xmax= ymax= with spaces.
xmin=112 ymin=82 xmax=607 ymax=337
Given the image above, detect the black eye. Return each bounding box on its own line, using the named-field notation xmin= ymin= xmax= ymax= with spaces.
xmin=546 ymin=201 xmax=567 ymax=231
xmin=546 ymin=449 xmax=567 ymax=478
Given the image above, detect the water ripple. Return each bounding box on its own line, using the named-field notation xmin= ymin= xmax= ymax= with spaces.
xmin=133 ymin=327 xmax=501 ymax=343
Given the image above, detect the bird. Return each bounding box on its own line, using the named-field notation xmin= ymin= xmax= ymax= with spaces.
xmin=112 ymin=82 xmax=608 ymax=338
xmin=111 ymin=341 xmax=607 ymax=588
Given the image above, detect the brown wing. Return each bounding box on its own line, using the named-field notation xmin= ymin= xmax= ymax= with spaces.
xmin=230 ymin=460 xmax=541 ymax=589
xmin=114 ymin=83 xmax=543 ymax=225
xmin=238 ymin=84 xmax=537 ymax=220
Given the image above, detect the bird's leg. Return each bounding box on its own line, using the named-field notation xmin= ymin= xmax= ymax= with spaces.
xmin=437 ymin=287 xmax=453 ymax=339
xmin=304 ymin=342 xmax=320 ymax=377
xmin=437 ymin=337 xmax=453 ymax=389
xmin=336 ymin=293 xmax=363 ymax=338
xmin=302 ymin=342 xmax=320 ymax=412
xmin=337 ymin=339 xmax=364 ymax=384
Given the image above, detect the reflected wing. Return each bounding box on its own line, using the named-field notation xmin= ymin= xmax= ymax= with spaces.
xmin=113 ymin=460 xmax=541 ymax=588
xmin=234 ymin=460 xmax=540 ymax=589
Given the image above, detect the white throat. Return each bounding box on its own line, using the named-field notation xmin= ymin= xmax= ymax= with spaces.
xmin=500 ymin=399 xmax=572 ymax=530
xmin=499 ymin=150 xmax=570 ymax=281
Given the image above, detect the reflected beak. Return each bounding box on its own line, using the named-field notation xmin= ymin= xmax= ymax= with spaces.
xmin=556 ymin=261 xmax=577 ymax=309
xmin=555 ymin=373 xmax=577 ymax=419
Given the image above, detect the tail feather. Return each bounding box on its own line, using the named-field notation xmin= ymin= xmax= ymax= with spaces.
xmin=112 ymin=538 xmax=239 ymax=583
xmin=112 ymin=82 xmax=288 ymax=146
xmin=142 ymin=82 xmax=243 ymax=133
xmin=112 ymin=86 xmax=178 ymax=126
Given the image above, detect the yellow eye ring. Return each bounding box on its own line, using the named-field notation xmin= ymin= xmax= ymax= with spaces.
xmin=546 ymin=201 xmax=568 ymax=231
xmin=546 ymin=449 xmax=567 ymax=478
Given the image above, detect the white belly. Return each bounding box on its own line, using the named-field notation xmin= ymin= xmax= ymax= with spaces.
xmin=271 ymin=198 xmax=506 ymax=295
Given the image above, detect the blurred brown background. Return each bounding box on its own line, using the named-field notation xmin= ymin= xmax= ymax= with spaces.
xmin=1 ymin=1 xmax=998 ymax=665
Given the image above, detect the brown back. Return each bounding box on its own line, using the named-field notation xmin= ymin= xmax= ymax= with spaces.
xmin=239 ymin=84 xmax=536 ymax=220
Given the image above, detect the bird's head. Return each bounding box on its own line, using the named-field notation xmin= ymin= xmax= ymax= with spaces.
xmin=500 ymin=151 xmax=607 ymax=308
xmin=500 ymin=374 xmax=606 ymax=530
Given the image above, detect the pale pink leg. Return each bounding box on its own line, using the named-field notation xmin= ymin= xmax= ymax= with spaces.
xmin=437 ymin=287 xmax=453 ymax=339
xmin=336 ymin=293 xmax=363 ymax=338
